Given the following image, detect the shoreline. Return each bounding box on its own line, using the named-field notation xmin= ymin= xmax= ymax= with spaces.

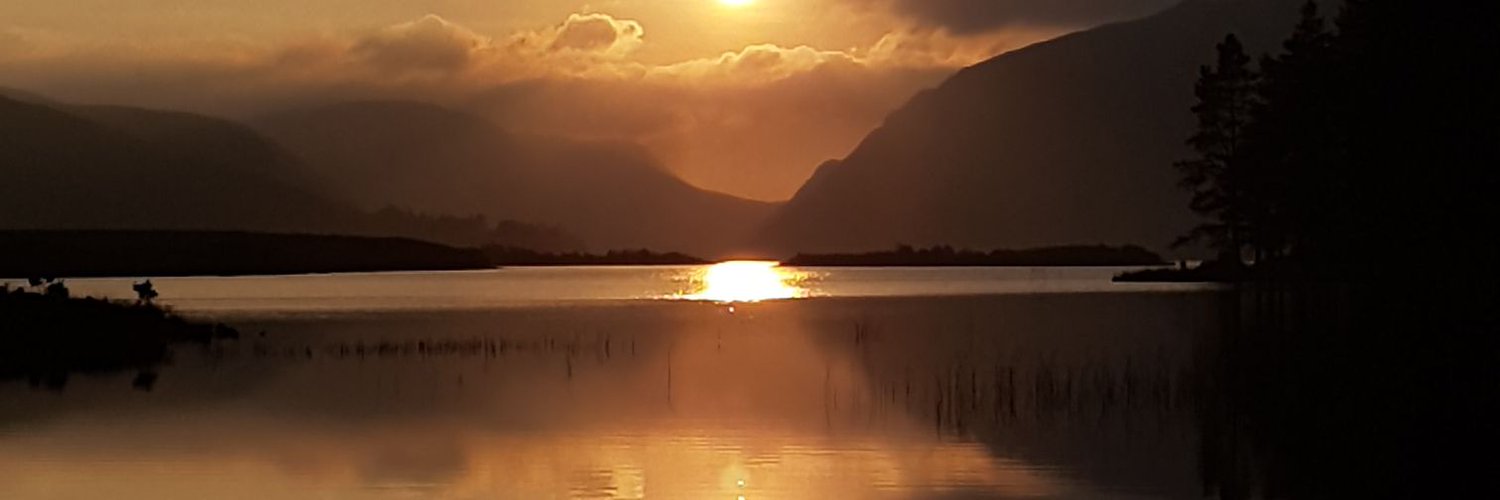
xmin=1 ymin=285 xmax=238 ymax=387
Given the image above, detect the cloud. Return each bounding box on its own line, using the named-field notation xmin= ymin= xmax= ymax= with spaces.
xmin=352 ymin=15 xmax=490 ymax=75
xmin=547 ymin=13 xmax=645 ymax=56
xmin=845 ymin=0 xmax=1178 ymax=34
xmin=653 ymin=44 xmax=859 ymax=84
xmin=863 ymin=27 xmax=1052 ymax=67
xmin=467 ymin=49 xmax=954 ymax=200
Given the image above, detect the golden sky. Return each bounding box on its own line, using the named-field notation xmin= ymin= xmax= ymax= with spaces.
xmin=0 ymin=0 xmax=1174 ymax=200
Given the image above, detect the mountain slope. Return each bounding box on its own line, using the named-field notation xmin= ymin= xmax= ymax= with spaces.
xmin=759 ymin=0 xmax=1307 ymax=255
xmin=255 ymin=101 xmax=775 ymax=257
xmin=0 ymin=96 xmax=357 ymax=233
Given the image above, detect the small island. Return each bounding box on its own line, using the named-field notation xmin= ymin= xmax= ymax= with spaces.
xmin=1 ymin=281 xmax=237 ymax=388
xmin=784 ymin=244 xmax=1166 ymax=267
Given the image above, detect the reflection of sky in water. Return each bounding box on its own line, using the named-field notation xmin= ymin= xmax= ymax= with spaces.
xmin=0 ymin=276 xmax=1212 ymax=499
xmin=26 ymin=266 xmax=1209 ymax=318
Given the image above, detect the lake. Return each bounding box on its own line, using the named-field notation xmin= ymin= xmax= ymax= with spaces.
xmin=1 ymin=265 xmax=1230 ymax=499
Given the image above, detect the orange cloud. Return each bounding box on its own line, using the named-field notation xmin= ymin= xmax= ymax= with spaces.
xmin=352 ymin=15 xmax=491 ymax=75
xmin=652 ymin=44 xmax=859 ymax=84
xmin=546 ymin=14 xmax=645 ymax=55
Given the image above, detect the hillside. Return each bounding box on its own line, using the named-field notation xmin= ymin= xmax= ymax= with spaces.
xmin=0 ymin=96 xmax=354 ymax=234
xmin=255 ymin=101 xmax=776 ymax=258
xmin=0 ymin=230 xmax=490 ymax=278
xmin=0 ymin=96 xmax=585 ymax=251
xmin=758 ymin=0 xmax=1307 ymax=256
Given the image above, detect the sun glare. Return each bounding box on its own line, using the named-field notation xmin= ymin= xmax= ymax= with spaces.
xmin=718 ymin=0 xmax=756 ymax=7
xmin=683 ymin=261 xmax=806 ymax=303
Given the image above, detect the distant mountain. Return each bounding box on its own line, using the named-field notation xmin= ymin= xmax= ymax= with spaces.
xmin=0 ymin=230 xmax=490 ymax=278
xmin=255 ymin=101 xmax=776 ymax=258
xmin=758 ymin=0 xmax=1307 ymax=256
xmin=0 ymin=96 xmax=583 ymax=251
xmin=0 ymin=95 xmax=355 ymax=234
xmin=0 ymin=86 xmax=58 ymax=106
xmin=66 ymin=104 xmax=333 ymax=194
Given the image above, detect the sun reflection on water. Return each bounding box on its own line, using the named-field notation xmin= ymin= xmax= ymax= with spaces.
xmin=680 ymin=261 xmax=810 ymax=303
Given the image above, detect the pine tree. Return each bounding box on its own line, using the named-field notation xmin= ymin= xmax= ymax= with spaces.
xmin=1175 ymin=34 xmax=1259 ymax=264
xmin=1247 ymin=0 xmax=1338 ymax=265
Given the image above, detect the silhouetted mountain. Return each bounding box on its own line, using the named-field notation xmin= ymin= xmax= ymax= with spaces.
xmin=255 ymin=101 xmax=775 ymax=258
xmin=759 ymin=0 xmax=1306 ymax=256
xmin=0 ymin=230 xmax=490 ymax=278
xmin=0 ymin=95 xmax=354 ymax=233
xmin=0 ymin=96 xmax=584 ymax=251
xmin=67 ymin=104 xmax=332 ymax=194
xmin=0 ymin=86 xmax=58 ymax=106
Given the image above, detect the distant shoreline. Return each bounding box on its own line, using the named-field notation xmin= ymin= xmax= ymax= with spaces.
xmin=784 ymin=245 xmax=1167 ymax=268
xmin=1 ymin=231 xmax=1188 ymax=278
xmin=1112 ymin=260 xmax=1248 ymax=284
xmin=482 ymin=246 xmax=708 ymax=267
xmin=1 ymin=284 xmax=238 ymax=387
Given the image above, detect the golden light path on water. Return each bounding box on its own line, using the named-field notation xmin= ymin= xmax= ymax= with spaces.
xmin=680 ymin=261 xmax=810 ymax=303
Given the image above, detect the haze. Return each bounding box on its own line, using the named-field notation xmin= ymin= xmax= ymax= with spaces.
xmin=0 ymin=0 xmax=1173 ymax=201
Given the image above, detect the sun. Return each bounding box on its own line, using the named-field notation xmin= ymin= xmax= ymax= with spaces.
xmin=718 ymin=0 xmax=755 ymax=7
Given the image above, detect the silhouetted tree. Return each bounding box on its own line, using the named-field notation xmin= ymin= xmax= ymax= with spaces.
xmin=132 ymin=280 xmax=160 ymax=304
xmin=1245 ymin=1 xmax=1339 ymax=266
xmin=44 ymin=280 xmax=68 ymax=299
xmin=1175 ymin=34 xmax=1259 ymax=263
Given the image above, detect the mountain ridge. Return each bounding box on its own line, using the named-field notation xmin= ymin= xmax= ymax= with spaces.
xmin=254 ymin=100 xmax=777 ymax=258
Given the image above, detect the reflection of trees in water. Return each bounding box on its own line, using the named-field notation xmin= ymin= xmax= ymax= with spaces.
xmin=806 ymin=298 xmax=1210 ymax=498
xmin=236 ymin=334 xmax=637 ymax=362
xmin=841 ymin=350 xmax=1194 ymax=436
xmin=1198 ymin=285 xmax=1495 ymax=499
xmin=212 ymin=331 xmax=649 ymax=384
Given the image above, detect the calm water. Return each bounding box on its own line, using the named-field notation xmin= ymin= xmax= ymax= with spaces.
xmin=1 ymin=266 xmax=1225 ymax=499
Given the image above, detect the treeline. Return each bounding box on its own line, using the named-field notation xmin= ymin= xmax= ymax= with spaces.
xmin=1173 ymin=0 xmax=1498 ymax=283
xmin=0 ymin=231 xmax=491 ymax=278
xmin=482 ymin=246 xmax=707 ymax=266
xmin=785 ymin=245 xmax=1164 ymax=267
xmin=1168 ymin=3 xmax=1497 ymax=497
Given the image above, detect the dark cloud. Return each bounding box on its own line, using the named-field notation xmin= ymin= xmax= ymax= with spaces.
xmin=854 ymin=0 xmax=1178 ymax=34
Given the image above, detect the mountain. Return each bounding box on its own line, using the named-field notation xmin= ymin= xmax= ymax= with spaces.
xmin=0 ymin=230 xmax=491 ymax=278
xmin=0 ymin=86 xmax=59 ymax=106
xmin=758 ymin=0 xmax=1307 ymax=256
xmin=0 ymin=95 xmax=356 ymax=234
xmin=255 ymin=101 xmax=775 ymax=257
xmin=0 ymin=96 xmax=583 ymax=251
xmin=66 ymin=104 xmax=333 ymax=194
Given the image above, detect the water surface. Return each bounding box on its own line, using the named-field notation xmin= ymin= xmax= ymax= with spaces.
xmin=1 ymin=266 xmax=1222 ymax=499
